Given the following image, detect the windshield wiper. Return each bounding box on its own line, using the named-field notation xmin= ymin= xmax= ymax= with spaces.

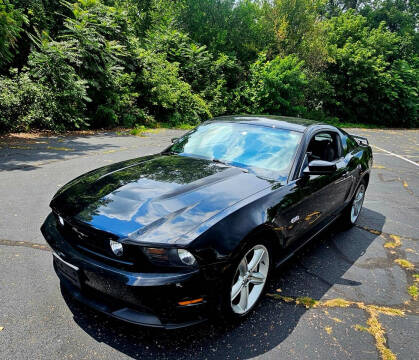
xmin=212 ymin=158 xmax=228 ymax=165
xmin=212 ymin=158 xmax=248 ymax=172
xmin=162 ymin=150 xmax=178 ymax=155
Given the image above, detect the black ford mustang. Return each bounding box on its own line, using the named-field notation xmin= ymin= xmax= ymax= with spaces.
xmin=41 ymin=115 xmax=372 ymax=329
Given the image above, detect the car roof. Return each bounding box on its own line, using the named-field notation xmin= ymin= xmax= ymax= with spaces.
xmin=208 ymin=115 xmax=323 ymax=133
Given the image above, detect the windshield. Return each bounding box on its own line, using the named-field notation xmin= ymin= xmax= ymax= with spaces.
xmin=169 ymin=122 xmax=302 ymax=179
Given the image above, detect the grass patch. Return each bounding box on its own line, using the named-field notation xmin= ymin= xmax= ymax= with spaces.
xmin=394 ymin=259 xmax=414 ymax=270
xmin=369 ymin=305 xmax=404 ymax=317
xmin=384 ymin=235 xmax=401 ymax=249
xmin=322 ymin=298 xmax=352 ymax=308
xmin=407 ymin=285 xmax=418 ymax=300
xmin=268 ymin=293 xmax=404 ymax=360
xmin=322 ymin=119 xmax=385 ymax=129
xmin=354 ymin=324 xmax=369 ymax=332
xmin=296 ymin=296 xmax=319 ymax=308
xmin=46 ymin=146 xmax=74 ymax=151
xmin=358 ymin=225 xmax=381 ymax=235
xmin=366 ymin=310 xmax=397 ymax=360
xmin=129 ymin=125 xmax=162 ymax=136
xmin=172 ymin=123 xmax=195 ymax=130
xmin=413 ymin=274 xmax=419 ymax=282
xmin=127 ymin=122 xmax=194 ymax=137
xmin=267 ymin=294 xmax=294 ymax=303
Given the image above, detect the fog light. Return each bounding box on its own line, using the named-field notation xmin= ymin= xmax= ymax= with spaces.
xmin=110 ymin=240 xmax=123 ymax=257
xmin=177 ymin=249 xmax=196 ymax=266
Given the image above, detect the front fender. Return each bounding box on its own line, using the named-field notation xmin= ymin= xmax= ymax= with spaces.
xmin=186 ymin=183 xmax=292 ymax=264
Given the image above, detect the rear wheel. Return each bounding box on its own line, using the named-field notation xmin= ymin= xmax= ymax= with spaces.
xmin=341 ymin=180 xmax=366 ymax=228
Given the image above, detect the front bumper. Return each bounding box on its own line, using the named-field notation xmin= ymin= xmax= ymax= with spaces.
xmin=41 ymin=213 xmax=211 ymax=329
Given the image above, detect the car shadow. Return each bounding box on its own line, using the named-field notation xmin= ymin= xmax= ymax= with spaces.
xmin=61 ymin=207 xmax=385 ymax=359
xmin=0 ymin=133 xmax=122 ymax=171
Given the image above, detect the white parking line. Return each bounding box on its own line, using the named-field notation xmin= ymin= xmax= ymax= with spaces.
xmin=372 ymin=145 xmax=419 ymax=167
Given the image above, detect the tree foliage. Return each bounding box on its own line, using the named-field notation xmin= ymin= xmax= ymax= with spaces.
xmin=324 ymin=10 xmax=418 ymax=126
xmin=0 ymin=0 xmax=27 ymax=66
xmin=0 ymin=0 xmax=417 ymax=132
xmin=239 ymin=54 xmax=307 ymax=116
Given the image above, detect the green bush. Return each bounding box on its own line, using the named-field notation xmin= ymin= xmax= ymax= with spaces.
xmin=0 ymin=70 xmax=41 ymax=132
xmin=324 ymin=11 xmax=418 ymax=127
xmin=0 ymin=0 xmax=417 ymax=132
xmin=61 ymin=0 xmax=135 ymax=127
xmin=239 ymin=53 xmax=307 ymax=116
xmin=0 ymin=65 xmax=88 ymax=132
xmin=134 ymin=48 xmax=211 ymax=126
xmin=28 ymin=35 xmax=90 ymax=129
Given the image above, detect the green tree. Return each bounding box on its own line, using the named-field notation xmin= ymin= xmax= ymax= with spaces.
xmin=60 ymin=0 xmax=137 ymax=127
xmin=260 ymin=0 xmax=330 ymax=72
xmin=178 ymin=0 xmax=269 ymax=63
xmin=324 ymin=10 xmax=418 ymax=126
xmin=133 ymin=47 xmax=211 ymax=126
xmin=0 ymin=0 xmax=27 ymax=67
xmin=360 ymin=0 xmax=418 ymax=53
xmin=28 ymin=32 xmax=90 ymax=129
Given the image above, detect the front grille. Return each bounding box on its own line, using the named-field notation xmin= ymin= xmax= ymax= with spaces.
xmin=53 ymin=213 xmax=150 ymax=271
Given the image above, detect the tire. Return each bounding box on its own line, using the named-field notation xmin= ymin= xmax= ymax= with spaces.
xmin=340 ymin=180 xmax=366 ymax=229
xmin=219 ymin=237 xmax=273 ymax=320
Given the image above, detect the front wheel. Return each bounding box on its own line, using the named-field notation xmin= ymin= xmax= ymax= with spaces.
xmin=220 ymin=240 xmax=273 ymax=319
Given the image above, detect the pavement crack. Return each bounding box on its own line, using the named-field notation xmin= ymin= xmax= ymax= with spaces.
xmin=356 ymin=225 xmax=418 ymax=242
xmin=0 ymin=239 xmax=51 ymax=252
xmin=267 ymin=294 xmax=406 ymax=360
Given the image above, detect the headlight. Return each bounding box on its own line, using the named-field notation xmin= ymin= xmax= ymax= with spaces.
xmin=142 ymin=247 xmax=197 ymax=267
xmin=177 ymin=249 xmax=196 ymax=266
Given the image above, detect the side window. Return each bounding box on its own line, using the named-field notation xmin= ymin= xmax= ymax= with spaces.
xmin=307 ymin=131 xmax=341 ymax=162
xmin=339 ymin=129 xmax=357 ymax=153
xmin=314 ymin=133 xmax=332 ymax=142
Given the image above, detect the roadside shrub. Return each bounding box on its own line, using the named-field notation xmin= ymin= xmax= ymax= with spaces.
xmin=28 ymin=36 xmax=90 ymax=129
xmin=145 ymin=26 xmax=240 ymax=117
xmin=0 ymin=35 xmax=89 ymax=133
xmin=1 ymin=0 xmax=417 ymax=131
xmin=239 ymin=53 xmax=307 ymax=116
xmin=324 ymin=11 xmax=418 ymax=127
xmin=0 ymin=69 xmax=42 ymax=132
xmin=60 ymin=0 xmax=136 ymax=127
xmin=0 ymin=65 xmax=88 ymax=133
xmin=134 ymin=48 xmax=211 ymax=126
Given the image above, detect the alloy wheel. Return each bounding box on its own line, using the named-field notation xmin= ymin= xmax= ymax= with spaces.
xmin=230 ymin=244 xmax=269 ymax=315
xmin=350 ymin=184 xmax=365 ymax=223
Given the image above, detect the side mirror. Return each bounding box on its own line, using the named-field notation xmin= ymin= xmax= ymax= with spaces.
xmin=303 ymin=160 xmax=336 ymax=176
xmin=171 ymin=137 xmax=179 ymax=143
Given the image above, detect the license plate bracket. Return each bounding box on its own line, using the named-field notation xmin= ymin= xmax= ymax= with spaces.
xmin=53 ymin=253 xmax=81 ymax=289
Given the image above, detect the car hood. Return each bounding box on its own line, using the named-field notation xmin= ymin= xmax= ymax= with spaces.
xmin=51 ymin=154 xmax=275 ymax=245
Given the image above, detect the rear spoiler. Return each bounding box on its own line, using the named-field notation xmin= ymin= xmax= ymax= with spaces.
xmin=351 ymin=134 xmax=369 ymax=146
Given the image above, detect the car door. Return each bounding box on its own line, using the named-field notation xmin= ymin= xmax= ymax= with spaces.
xmin=274 ymin=130 xmax=353 ymax=247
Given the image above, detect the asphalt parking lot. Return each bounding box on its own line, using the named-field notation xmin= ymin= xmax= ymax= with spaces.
xmin=0 ymin=127 xmax=418 ymax=360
